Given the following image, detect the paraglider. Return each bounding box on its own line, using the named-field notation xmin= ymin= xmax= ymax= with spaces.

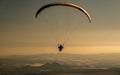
xmin=35 ymin=2 xmax=91 ymax=52
xmin=58 ymin=44 xmax=64 ymax=52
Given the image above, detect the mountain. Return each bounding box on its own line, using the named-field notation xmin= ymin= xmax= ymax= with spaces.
xmin=40 ymin=62 xmax=70 ymax=70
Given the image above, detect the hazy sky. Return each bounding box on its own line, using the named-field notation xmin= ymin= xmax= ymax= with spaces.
xmin=1 ymin=0 xmax=120 ymax=56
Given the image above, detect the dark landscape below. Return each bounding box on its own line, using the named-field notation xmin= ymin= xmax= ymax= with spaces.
xmin=0 ymin=53 xmax=120 ymax=75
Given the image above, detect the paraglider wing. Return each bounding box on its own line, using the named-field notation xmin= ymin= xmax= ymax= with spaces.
xmin=35 ymin=2 xmax=91 ymax=23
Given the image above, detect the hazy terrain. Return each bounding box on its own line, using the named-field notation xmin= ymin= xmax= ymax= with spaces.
xmin=0 ymin=53 xmax=120 ymax=75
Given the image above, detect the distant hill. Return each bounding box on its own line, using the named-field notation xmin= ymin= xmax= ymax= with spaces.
xmin=40 ymin=62 xmax=70 ymax=70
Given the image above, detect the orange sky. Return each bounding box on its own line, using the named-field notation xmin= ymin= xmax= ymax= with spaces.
xmin=1 ymin=0 xmax=120 ymax=56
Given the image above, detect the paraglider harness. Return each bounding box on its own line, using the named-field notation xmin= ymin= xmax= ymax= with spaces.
xmin=58 ymin=44 xmax=64 ymax=52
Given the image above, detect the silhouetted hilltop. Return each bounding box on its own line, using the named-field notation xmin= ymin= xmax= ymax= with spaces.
xmin=40 ymin=62 xmax=70 ymax=70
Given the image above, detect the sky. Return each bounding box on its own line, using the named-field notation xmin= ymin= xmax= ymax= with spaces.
xmin=1 ymin=0 xmax=120 ymax=56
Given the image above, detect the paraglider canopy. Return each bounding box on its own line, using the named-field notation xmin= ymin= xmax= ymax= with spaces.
xmin=35 ymin=2 xmax=91 ymax=23
xmin=35 ymin=2 xmax=92 ymax=52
